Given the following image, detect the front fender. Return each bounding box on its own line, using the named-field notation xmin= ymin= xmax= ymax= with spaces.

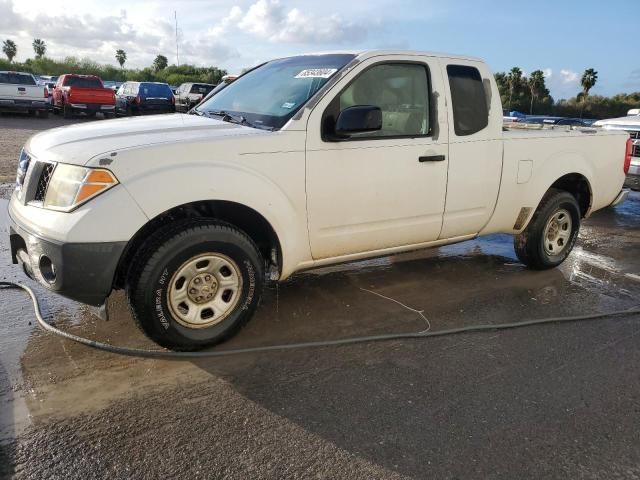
xmin=110 ymin=158 xmax=311 ymax=279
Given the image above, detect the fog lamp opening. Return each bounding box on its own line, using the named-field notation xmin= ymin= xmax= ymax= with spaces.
xmin=39 ymin=255 xmax=57 ymax=283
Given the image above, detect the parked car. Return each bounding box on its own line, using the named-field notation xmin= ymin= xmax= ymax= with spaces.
xmin=52 ymin=74 xmax=116 ymax=118
xmin=594 ymin=111 xmax=640 ymax=190
xmin=9 ymin=50 xmax=629 ymax=350
xmin=0 ymin=71 xmax=49 ymax=117
xmin=39 ymin=75 xmax=58 ymax=86
xmin=503 ymin=110 xmax=526 ymax=123
xmin=192 ymin=75 xmax=238 ymax=110
xmin=175 ymin=82 xmax=215 ymax=112
xmin=43 ymin=82 xmax=55 ymax=106
xmin=115 ymin=82 xmax=175 ymax=115
xmin=519 ymin=116 xmax=592 ymax=127
xmin=103 ymin=80 xmax=123 ymax=92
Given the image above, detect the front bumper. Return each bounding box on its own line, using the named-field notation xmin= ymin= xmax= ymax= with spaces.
xmin=8 ymin=211 xmax=126 ymax=306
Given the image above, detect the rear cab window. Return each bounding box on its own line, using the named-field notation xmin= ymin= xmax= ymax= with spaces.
xmin=63 ymin=76 xmax=103 ymax=88
xmin=190 ymin=84 xmax=214 ymax=95
xmin=0 ymin=72 xmax=36 ymax=85
xmin=446 ymin=65 xmax=489 ymax=136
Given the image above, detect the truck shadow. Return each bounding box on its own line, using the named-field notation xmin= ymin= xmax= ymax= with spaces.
xmin=184 ymin=237 xmax=640 ymax=477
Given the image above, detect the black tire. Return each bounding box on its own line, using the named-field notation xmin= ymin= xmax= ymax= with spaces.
xmin=63 ymin=103 xmax=72 ymax=119
xmin=514 ymin=188 xmax=581 ymax=270
xmin=126 ymin=220 xmax=264 ymax=350
xmin=126 ymin=105 xmax=133 ymax=117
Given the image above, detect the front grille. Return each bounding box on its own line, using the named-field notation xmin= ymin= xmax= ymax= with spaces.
xmin=633 ymin=144 xmax=640 ymax=158
xmin=630 ymin=131 xmax=640 ymax=140
xmin=34 ymin=163 xmax=55 ymax=201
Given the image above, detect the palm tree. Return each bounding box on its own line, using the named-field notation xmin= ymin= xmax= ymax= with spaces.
xmin=32 ymin=38 xmax=46 ymax=58
xmin=153 ymin=54 xmax=168 ymax=71
xmin=115 ymin=49 xmax=127 ymax=69
xmin=579 ymin=68 xmax=598 ymax=117
xmin=115 ymin=49 xmax=127 ymax=80
xmin=507 ymin=67 xmax=523 ymax=111
xmin=2 ymin=39 xmax=17 ymax=62
xmin=580 ymin=68 xmax=598 ymax=98
xmin=527 ymin=70 xmax=545 ymax=114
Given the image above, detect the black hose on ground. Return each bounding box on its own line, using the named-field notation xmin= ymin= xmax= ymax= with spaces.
xmin=2 ymin=281 xmax=640 ymax=359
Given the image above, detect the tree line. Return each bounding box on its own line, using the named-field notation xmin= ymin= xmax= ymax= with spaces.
xmin=2 ymin=37 xmax=639 ymax=119
xmin=1 ymin=39 xmax=226 ymax=86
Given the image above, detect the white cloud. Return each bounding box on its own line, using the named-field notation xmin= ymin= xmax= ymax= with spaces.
xmin=0 ymin=0 xmax=237 ymax=68
xmin=540 ymin=68 xmax=581 ymax=99
xmin=560 ymin=69 xmax=579 ymax=84
xmin=211 ymin=0 xmax=368 ymax=44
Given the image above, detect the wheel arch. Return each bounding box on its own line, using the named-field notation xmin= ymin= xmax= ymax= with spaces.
xmin=547 ymin=172 xmax=592 ymax=217
xmin=113 ymin=200 xmax=283 ymax=289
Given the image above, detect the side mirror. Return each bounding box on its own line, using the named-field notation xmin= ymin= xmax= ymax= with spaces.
xmin=335 ymin=105 xmax=382 ymax=138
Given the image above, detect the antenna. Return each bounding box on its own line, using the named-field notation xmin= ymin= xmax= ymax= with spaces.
xmin=175 ymin=11 xmax=179 ymax=66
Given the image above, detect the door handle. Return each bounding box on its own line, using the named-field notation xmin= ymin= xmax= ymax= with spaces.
xmin=419 ymin=155 xmax=446 ymax=162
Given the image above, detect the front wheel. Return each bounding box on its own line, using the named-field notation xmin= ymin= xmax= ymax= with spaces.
xmin=126 ymin=220 xmax=264 ymax=350
xmin=514 ymin=189 xmax=581 ymax=270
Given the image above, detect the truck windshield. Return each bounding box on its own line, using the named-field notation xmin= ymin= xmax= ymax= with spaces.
xmin=196 ymin=54 xmax=355 ymax=130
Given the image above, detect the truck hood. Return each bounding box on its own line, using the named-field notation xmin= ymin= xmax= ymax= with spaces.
xmin=26 ymin=113 xmax=263 ymax=165
xmin=593 ymin=115 xmax=640 ymax=130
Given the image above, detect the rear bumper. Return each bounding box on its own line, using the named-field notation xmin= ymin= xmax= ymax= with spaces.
xmin=8 ymin=211 xmax=126 ymax=306
xmin=139 ymin=104 xmax=176 ymax=113
xmin=610 ymin=189 xmax=630 ymax=207
xmin=625 ymin=163 xmax=640 ymax=191
xmin=69 ymin=103 xmax=115 ymax=112
xmin=0 ymin=99 xmax=49 ymax=112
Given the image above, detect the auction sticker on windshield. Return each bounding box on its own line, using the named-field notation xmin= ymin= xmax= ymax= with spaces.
xmin=295 ymin=68 xmax=338 ymax=79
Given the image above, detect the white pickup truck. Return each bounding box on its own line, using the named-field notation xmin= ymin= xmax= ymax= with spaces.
xmin=0 ymin=71 xmax=49 ymax=117
xmin=594 ymin=110 xmax=640 ymax=191
xmin=8 ymin=50 xmax=629 ymax=350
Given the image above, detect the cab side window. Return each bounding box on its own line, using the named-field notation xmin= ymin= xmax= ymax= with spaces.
xmin=446 ymin=65 xmax=489 ymax=136
xmin=334 ymin=63 xmax=430 ymax=139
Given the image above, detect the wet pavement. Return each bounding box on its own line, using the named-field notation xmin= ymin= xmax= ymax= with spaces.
xmin=0 ymin=193 xmax=639 ymax=479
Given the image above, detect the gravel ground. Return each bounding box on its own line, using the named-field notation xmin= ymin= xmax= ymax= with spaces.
xmin=0 ymin=113 xmax=98 ymax=182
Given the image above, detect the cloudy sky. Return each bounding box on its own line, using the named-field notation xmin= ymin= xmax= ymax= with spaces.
xmin=1 ymin=0 xmax=637 ymax=99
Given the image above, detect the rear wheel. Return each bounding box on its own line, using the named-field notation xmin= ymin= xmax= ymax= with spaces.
xmin=126 ymin=220 xmax=264 ymax=350
xmin=63 ymin=103 xmax=72 ymax=119
xmin=514 ymin=189 xmax=581 ymax=269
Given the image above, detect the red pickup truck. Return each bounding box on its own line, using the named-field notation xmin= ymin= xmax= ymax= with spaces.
xmin=52 ymin=74 xmax=116 ymax=119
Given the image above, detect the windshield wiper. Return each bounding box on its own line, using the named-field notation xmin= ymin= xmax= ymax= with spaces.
xmin=206 ymin=110 xmax=270 ymax=130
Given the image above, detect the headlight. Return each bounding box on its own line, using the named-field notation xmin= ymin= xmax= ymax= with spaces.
xmin=44 ymin=164 xmax=118 ymax=212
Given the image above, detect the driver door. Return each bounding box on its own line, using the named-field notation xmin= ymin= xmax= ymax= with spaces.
xmin=305 ymin=55 xmax=449 ymax=260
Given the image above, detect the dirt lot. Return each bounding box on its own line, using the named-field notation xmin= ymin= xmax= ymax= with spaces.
xmin=1 ymin=116 xmax=640 ymax=479
xmin=0 ymin=113 xmax=103 ymax=182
